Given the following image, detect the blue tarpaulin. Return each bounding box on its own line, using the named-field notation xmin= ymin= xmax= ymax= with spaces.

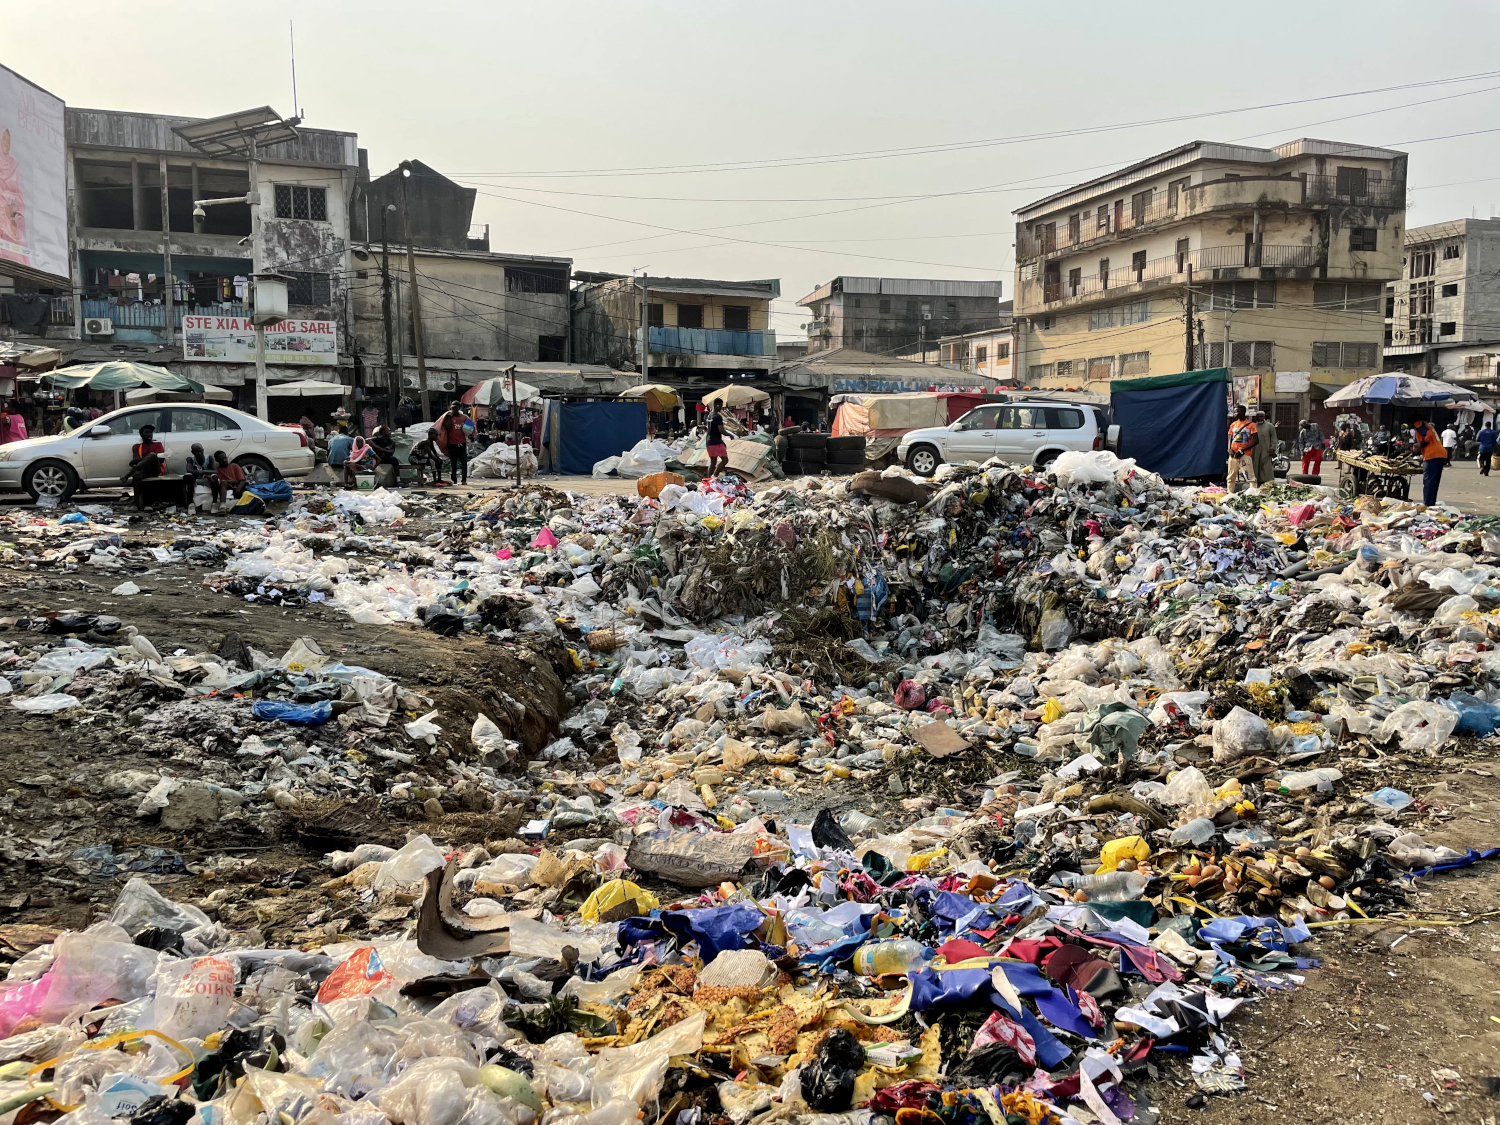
xmin=1111 ymin=368 xmax=1228 ymax=480
xmin=558 ymin=401 xmax=648 ymax=475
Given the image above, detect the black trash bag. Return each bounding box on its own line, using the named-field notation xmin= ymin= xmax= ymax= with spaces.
xmin=486 ymin=1042 xmax=535 ymax=1077
xmin=1029 ymin=845 xmax=1082 ymax=885
xmin=948 ymin=1043 xmax=1030 ymax=1088
xmin=423 ymin=610 xmax=465 ymax=636
xmin=811 ymin=808 xmax=854 ymax=853
xmin=800 ymin=1027 xmax=866 ymax=1111
xmin=129 ymin=1096 xmax=195 ymax=1125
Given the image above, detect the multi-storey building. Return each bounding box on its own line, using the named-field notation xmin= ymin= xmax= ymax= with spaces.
xmin=1013 ymin=138 xmax=1406 ymax=430
xmin=1384 ymin=218 xmax=1500 ymax=383
xmin=798 ymin=277 xmax=1003 ymax=356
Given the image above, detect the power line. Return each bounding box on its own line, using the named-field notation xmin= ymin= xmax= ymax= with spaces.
xmin=443 ymin=71 xmax=1500 ymax=180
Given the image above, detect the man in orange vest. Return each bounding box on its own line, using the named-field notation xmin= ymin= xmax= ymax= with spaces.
xmin=1226 ymin=404 xmax=1258 ymax=494
xmin=1414 ymin=418 xmax=1447 ymax=505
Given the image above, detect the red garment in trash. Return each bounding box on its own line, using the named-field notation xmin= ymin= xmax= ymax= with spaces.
xmin=1003 ymin=937 xmax=1064 ymax=965
xmin=970 ymin=1010 xmax=1038 ymax=1068
xmin=935 ymin=937 xmax=991 ymax=964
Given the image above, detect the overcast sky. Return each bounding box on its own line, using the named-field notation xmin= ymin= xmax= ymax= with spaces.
xmin=7 ymin=1 xmax=1500 ymax=339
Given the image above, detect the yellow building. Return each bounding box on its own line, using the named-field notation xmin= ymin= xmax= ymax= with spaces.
xmin=1012 ymin=138 xmax=1406 ymax=430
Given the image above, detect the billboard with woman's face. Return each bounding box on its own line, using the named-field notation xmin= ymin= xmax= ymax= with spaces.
xmin=0 ymin=64 xmax=66 ymax=285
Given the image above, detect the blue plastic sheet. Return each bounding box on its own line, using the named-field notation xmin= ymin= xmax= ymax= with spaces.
xmin=658 ymin=903 xmax=765 ymax=962
xmin=1198 ymin=914 xmax=1310 ymax=949
xmin=1449 ymin=691 xmax=1500 ymax=735
xmin=1112 ymin=370 xmax=1228 ymax=479
xmin=1033 ymin=986 xmax=1096 ymax=1039
xmin=250 ymin=699 xmax=332 ymax=725
xmin=248 ymin=480 xmax=294 ymax=503
xmin=558 ymin=402 xmax=648 ymax=475
xmin=1406 ymin=846 xmax=1500 ymax=877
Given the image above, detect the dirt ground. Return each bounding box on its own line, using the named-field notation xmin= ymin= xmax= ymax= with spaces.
xmin=4 ymin=503 xmax=1500 ymax=1122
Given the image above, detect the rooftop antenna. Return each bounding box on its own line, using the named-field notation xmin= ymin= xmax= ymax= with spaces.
xmin=289 ymin=21 xmax=300 ymax=119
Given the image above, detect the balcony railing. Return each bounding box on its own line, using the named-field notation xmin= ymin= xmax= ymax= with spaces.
xmin=1038 ymin=243 xmax=1321 ymax=304
xmin=0 ymin=295 xmax=73 ymax=331
xmin=1019 ymin=176 xmax=1405 ymax=260
xmin=649 ymin=325 xmax=775 ymax=357
xmin=1303 ymin=174 xmax=1405 ymax=209
xmin=81 ymin=298 xmax=248 ymax=329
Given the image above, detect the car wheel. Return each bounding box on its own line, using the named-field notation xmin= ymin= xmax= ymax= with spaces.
xmin=906 ymin=444 xmax=940 ymax=476
xmin=23 ymin=459 xmax=79 ymax=503
xmin=235 ymin=454 xmax=277 ymax=484
xmin=1035 ymin=449 xmax=1060 ymax=470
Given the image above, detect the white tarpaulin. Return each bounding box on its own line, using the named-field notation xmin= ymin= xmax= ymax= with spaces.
xmin=0 ymin=64 xmax=67 ymax=284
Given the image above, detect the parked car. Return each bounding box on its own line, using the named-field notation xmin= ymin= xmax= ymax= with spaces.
xmin=0 ymin=404 xmax=315 ymax=502
xmin=898 ymin=401 xmax=1115 ymax=476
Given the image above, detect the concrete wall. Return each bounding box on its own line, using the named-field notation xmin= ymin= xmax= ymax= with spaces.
xmin=353 ymin=161 xmax=477 ymax=251
xmin=350 ymin=251 xmax=569 ymax=364
xmin=572 ymin=277 xmax=775 ymax=369
xmin=807 ymin=292 xmax=1002 ymax=354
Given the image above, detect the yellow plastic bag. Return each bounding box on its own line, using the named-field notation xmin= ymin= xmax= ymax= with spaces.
xmin=1097 ymin=835 xmax=1150 ymax=873
xmin=579 ymin=879 xmax=660 ymax=925
xmin=1040 ymin=698 xmax=1066 ymax=724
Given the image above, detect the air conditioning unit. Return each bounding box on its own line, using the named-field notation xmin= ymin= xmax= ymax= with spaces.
xmin=84 ymin=317 xmax=114 ymax=337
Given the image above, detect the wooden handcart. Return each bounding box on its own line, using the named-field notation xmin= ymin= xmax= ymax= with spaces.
xmin=1334 ymin=449 xmax=1420 ymax=501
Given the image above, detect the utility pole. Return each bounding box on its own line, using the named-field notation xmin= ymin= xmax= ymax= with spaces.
xmin=158 ymin=156 xmax=173 ymax=351
xmin=1223 ymin=306 xmax=1235 ymax=374
xmin=250 ymin=139 xmax=267 ymax=422
xmin=379 ymin=203 xmax=396 ymax=420
xmin=1184 ymin=264 xmax=1196 ymax=371
xmin=638 ymin=274 xmax=649 ymax=376
xmin=508 ymin=363 xmax=521 ymax=486
xmin=398 ymin=162 xmax=430 ymax=422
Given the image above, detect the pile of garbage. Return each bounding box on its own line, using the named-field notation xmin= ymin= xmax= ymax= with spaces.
xmin=3 ymin=449 xmax=1500 ymax=1121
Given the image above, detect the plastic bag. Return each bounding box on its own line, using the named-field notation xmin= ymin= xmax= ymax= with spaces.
xmin=405 ymin=710 xmax=442 ymax=744
xmin=1376 ymin=700 xmax=1459 ymax=751
xmin=13 ymin=693 xmax=80 ymax=713
xmin=509 ymin=915 xmax=603 ymax=963
xmin=762 ymin=702 xmax=813 ymax=733
xmin=800 ymin=1027 xmax=866 ymax=1111
xmin=372 ymin=835 xmax=447 ymax=890
xmin=591 ymin=1011 xmax=706 ymax=1107
xmin=893 ymin=679 xmax=927 ymax=711
xmin=148 ymin=955 xmax=236 ymax=1039
xmin=1038 ymin=605 xmax=1073 ymax=651
xmin=317 ymin=946 xmax=396 ymax=1003
xmin=471 ymin=714 xmax=516 ymax=763
xmin=109 ymin=877 xmax=215 ymax=948
xmin=39 ymin=924 xmax=160 ymax=1021
xmin=1156 ymin=770 xmax=1211 ymax=813
xmin=378 ymin=1058 xmax=478 ymax=1125
xmin=250 ymin=699 xmax=332 ymax=725
xmin=592 ymin=456 xmax=622 ymax=479
xmin=1211 ymin=706 xmax=1272 ymax=763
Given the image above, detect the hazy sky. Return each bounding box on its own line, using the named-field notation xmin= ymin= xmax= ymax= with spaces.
xmin=7 ymin=1 xmax=1500 ymax=340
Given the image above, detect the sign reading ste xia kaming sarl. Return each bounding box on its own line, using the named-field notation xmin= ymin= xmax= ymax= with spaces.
xmin=183 ymin=316 xmax=338 ymax=365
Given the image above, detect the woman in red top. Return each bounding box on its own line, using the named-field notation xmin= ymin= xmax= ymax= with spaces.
xmin=435 ymin=404 xmax=471 ymax=484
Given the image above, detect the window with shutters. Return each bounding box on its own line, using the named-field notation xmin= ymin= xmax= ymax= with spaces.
xmin=1096 ymin=204 xmax=1109 ymax=232
xmin=1335 ymin=166 xmax=1368 ymax=196
xmin=1350 ymin=227 xmax=1377 ymax=252
xmin=273 ymin=184 xmax=327 ymax=221
xmin=1068 ymin=213 xmax=1081 ymax=244
xmin=1068 ymin=267 xmax=1081 ymax=296
xmin=1054 ymin=359 xmax=1072 ymax=378
xmin=975 ymin=346 xmax=987 ymax=365
xmin=1099 ymin=258 xmax=1110 ymax=289
xmin=1119 ymin=351 xmax=1150 ymax=377
xmin=1132 ymin=249 xmax=1146 ymax=280
xmin=996 ymin=341 xmax=1010 ymax=359
xmin=1313 ymin=281 xmax=1381 ymax=311
xmin=1131 ymin=189 xmax=1151 ymax=225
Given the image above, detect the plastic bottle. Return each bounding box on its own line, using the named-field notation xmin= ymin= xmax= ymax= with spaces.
xmin=852 ymin=939 xmax=933 ymax=977
xmin=1271 ymin=767 xmax=1342 ymax=795
xmin=1169 ymin=817 xmax=1216 ymax=846
xmin=1054 ymin=871 xmax=1149 ymax=901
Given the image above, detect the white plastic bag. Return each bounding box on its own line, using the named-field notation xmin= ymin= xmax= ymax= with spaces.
xmin=372 ymin=835 xmax=447 ymax=890
xmin=405 ymin=710 xmax=442 ymax=744
xmin=1160 ymin=766 xmax=1213 ymax=807
xmin=1211 ymin=706 xmax=1272 ymax=763
xmin=1376 ymin=700 xmax=1459 ymax=752
xmin=147 ymin=955 xmax=236 ymax=1039
xmin=13 ymin=693 xmax=80 ymax=713
xmin=1050 ymin=450 xmax=1137 ymax=487
xmin=378 ymin=1057 xmax=478 ymax=1125
xmin=471 ymin=714 xmax=516 ymax=763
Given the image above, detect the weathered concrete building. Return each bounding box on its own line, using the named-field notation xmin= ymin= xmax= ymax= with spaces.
xmin=571 ymin=273 xmax=778 ymax=385
xmin=798 ymin=277 xmax=1004 ymax=356
xmin=348 ymin=162 xmax=573 ymax=398
xmin=63 ymin=107 xmax=359 ymax=402
xmin=1384 ymin=218 xmax=1500 ymax=382
xmin=1013 ymin=137 xmax=1407 ymax=431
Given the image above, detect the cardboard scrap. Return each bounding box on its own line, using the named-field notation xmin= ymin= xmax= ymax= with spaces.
xmin=910 ymin=718 xmax=971 ymax=758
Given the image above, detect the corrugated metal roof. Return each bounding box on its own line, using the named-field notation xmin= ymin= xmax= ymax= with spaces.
xmin=797 ymin=276 xmax=1003 ymax=306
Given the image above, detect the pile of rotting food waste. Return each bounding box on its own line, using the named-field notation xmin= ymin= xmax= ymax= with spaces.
xmin=1 ymin=450 xmax=1500 ymax=1122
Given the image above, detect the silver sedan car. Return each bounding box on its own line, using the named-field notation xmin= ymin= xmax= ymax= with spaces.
xmin=0 ymin=404 xmax=314 ymax=501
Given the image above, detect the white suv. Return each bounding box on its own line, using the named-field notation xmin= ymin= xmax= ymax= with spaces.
xmin=898 ymin=401 xmax=1112 ymax=476
xmin=0 ymin=404 xmax=314 ymax=502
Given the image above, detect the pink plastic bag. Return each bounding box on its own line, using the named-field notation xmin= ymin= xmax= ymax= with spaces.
xmin=530 ymin=528 xmax=559 ymax=549
xmin=0 ymin=970 xmax=53 ymax=1036
xmin=894 ymin=679 xmax=926 ymax=711
xmin=1286 ymin=502 xmax=1317 ymax=526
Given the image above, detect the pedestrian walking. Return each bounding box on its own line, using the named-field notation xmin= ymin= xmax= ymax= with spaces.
xmin=1414 ymin=418 xmax=1447 ymax=505
xmin=1478 ymin=421 xmax=1496 ymax=477
xmin=1226 ymin=405 xmax=1258 ymax=494
xmin=1296 ymin=418 xmax=1325 ymax=476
